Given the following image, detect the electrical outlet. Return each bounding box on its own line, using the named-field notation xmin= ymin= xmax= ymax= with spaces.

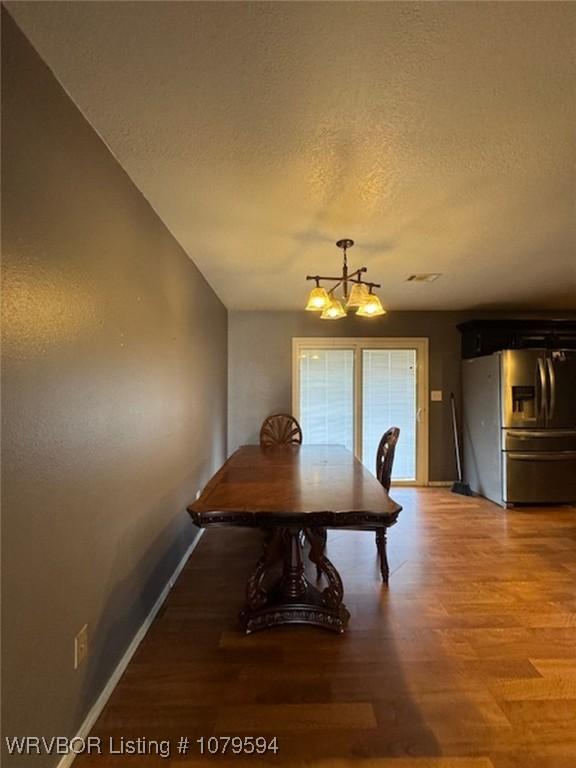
xmin=74 ymin=624 xmax=88 ymax=670
xmin=431 ymin=390 xmax=443 ymax=402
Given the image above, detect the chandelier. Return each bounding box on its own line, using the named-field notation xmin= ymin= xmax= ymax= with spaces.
xmin=305 ymin=239 xmax=386 ymax=319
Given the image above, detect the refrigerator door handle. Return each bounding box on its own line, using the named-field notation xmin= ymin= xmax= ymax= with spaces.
xmin=508 ymin=451 xmax=576 ymax=461
xmin=546 ymin=358 xmax=556 ymax=421
xmin=537 ymin=357 xmax=548 ymax=421
xmin=505 ymin=429 xmax=576 ymax=439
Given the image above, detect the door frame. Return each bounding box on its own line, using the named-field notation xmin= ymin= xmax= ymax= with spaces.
xmin=291 ymin=337 xmax=430 ymax=486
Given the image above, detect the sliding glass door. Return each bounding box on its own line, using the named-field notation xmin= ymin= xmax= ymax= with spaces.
xmin=293 ymin=338 xmax=429 ymax=485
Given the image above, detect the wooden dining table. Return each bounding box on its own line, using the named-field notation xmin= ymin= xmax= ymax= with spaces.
xmin=187 ymin=444 xmax=401 ymax=633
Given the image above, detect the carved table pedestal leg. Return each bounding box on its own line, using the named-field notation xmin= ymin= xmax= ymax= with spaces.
xmin=240 ymin=526 xmax=350 ymax=634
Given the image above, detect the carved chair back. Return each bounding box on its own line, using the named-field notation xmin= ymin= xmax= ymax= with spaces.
xmin=375 ymin=427 xmax=401 ymax=491
xmin=260 ymin=414 xmax=303 ymax=448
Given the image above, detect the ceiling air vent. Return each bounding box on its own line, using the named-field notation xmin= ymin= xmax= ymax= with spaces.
xmin=406 ymin=273 xmax=442 ymax=283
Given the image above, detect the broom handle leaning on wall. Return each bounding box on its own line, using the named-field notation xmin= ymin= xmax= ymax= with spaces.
xmin=450 ymin=392 xmax=463 ymax=482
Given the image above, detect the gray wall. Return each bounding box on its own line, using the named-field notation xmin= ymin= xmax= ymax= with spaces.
xmin=229 ymin=310 xmax=576 ymax=482
xmin=1 ymin=12 xmax=227 ymax=765
xmin=228 ymin=311 xmax=468 ymax=481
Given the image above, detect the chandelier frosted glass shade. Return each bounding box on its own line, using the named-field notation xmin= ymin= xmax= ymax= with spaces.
xmin=356 ymin=292 xmax=386 ymax=317
xmin=320 ymin=296 xmax=346 ymax=320
xmin=345 ymin=283 xmax=369 ymax=308
xmin=305 ymin=285 xmax=331 ymax=311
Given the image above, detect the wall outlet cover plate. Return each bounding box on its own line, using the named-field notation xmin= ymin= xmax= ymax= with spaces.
xmin=74 ymin=624 xmax=88 ymax=669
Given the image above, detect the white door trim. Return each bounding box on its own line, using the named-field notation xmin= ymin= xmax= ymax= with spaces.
xmin=291 ymin=337 xmax=430 ymax=486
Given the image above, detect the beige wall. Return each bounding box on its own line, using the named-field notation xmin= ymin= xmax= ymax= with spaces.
xmin=1 ymin=12 xmax=227 ymax=764
xmin=228 ymin=310 xmax=468 ymax=482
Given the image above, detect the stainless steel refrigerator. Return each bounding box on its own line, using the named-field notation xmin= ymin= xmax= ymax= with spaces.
xmin=462 ymin=349 xmax=576 ymax=506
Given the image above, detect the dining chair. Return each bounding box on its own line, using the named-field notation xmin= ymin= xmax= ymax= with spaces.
xmin=259 ymin=414 xmax=303 ymax=447
xmin=259 ymin=414 xmax=303 ymax=550
xmin=308 ymin=427 xmax=400 ymax=585
xmin=374 ymin=427 xmax=400 ymax=583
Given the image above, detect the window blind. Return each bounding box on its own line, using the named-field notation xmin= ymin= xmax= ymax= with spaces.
xmin=299 ymin=349 xmax=354 ymax=453
xmin=362 ymin=349 xmax=416 ymax=481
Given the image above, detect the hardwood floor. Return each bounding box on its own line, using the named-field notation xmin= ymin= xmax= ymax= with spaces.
xmin=76 ymin=489 xmax=576 ymax=768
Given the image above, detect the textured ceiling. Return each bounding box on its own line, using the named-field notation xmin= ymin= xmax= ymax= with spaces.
xmin=7 ymin=1 xmax=576 ymax=311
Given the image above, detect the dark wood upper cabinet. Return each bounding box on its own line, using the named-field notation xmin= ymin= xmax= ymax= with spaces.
xmin=457 ymin=319 xmax=576 ymax=359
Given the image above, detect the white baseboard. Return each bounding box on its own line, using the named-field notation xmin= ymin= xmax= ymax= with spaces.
xmin=56 ymin=530 xmax=204 ymax=768
xmin=427 ymin=481 xmax=453 ymax=487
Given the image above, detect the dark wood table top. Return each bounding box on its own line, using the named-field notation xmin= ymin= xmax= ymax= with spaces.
xmin=188 ymin=445 xmax=401 ymax=528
